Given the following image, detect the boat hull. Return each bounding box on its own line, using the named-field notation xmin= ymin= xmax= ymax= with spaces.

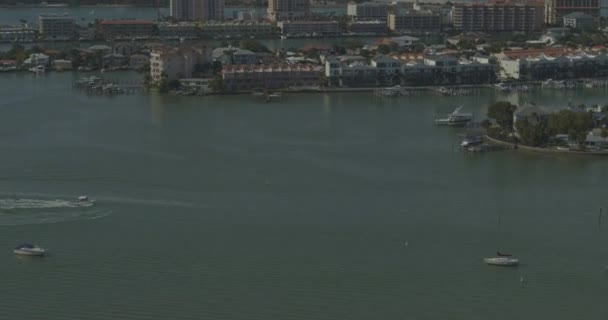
xmin=484 ymin=257 xmax=519 ymax=266
xmin=14 ymin=248 xmax=46 ymax=257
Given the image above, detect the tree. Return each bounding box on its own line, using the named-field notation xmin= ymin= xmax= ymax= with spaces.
xmin=240 ymin=40 xmax=269 ymax=53
xmin=209 ymin=76 xmax=224 ymax=93
xmin=377 ymin=44 xmax=391 ymax=55
xmin=487 ymin=101 xmax=517 ymax=130
xmin=480 ymin=119 xmax=492 ymax=131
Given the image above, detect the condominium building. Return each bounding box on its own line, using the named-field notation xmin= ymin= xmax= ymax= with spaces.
xmin=348 ymin=20 xmax=387 ymax=35
xmin=100 ymin=20 xmax=155 ymax=40
xmin=401 ymin=55 xmax=497 ymax=86
xmin=497 ymin=52 xmax=608 ymax=80
xmin=222 ymin=64 xmax=323 ymax=92
xmin=388 ymin=12 xmax=442 ymax=33
xmin=200 ymin=21 xmax=275 ymax=37
xmin=545 ymin=0 xmax=599 ymax=25
xmin=39 ymin=14 xmax=76 ymax=40
xmin=268 ymin=0 xmax=310 ymax=22
xmin=0 ymin=26 xmax=36 ymax=42
xmin=325 ymin=55 xmax=402 ymax=87
xmin=347 ymin=2 xmax=390 ymax=21
xmin=170 ymin=0 xmax=224 ymax=21
xmin=453 ymin=1 xmax=544 ymax=32
xmin=150 ymin=44 xmax=212 ymax=82
xmin=278 ymin=21 xmax=340 ymax=36
xmin=158 ymin=22 xmax=201 ymax=39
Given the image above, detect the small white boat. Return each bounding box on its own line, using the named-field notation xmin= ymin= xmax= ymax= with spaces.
xmin=14 ymin=243 xmax=46 ymax=257
xmin=78 ymin=195 xmax=89 ymax=202
xmin=435 ymin=105 xmax=473 ymax=126
xmin=461 ymin=135 xmax=484 ymax=148
xmin=484 ymin=257 xmax=519 ymax=266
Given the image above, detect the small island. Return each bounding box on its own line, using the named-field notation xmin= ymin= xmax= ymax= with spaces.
xmin=482 ymin=101 xmax=608 ymax=154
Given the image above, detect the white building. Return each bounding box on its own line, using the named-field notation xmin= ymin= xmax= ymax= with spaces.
xmin=24 ymin=53 xmax=50 ymax=66
xmin=347 ymin=2 xmax=390 ymax=21
xmin=150 ymin=45 xmax=212 ymax=82
xmin=497 ymin=52 xmax=608 ymax=80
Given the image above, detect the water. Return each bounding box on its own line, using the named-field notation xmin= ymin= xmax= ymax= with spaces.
xmin=0 ymin=71 xmax=607 ymax=319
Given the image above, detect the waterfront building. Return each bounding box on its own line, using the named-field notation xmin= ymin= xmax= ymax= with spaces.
xmin=24 ymin=53 xmax=50 ymax=66
xmin=347 ymin=2 xmax=390 ymax=21
xmin=38 ymin=14 xmax=75 ymax=40
xmin=497 ymin=51 xmax=608 ymax=80
xmin=179 ymin=78 xmax=213 ymax=94
xmin=103 ymin=54 xmax=128 ymax=68
xmin=100 ymin=20 xmax=155 ymax=40
xmin=268 ymin=0 xmax=311 ymax=22
xmin=150 ymin=44 xmax=211 ymax=82
xmin=0 ymin=26 xmax=36 ymax=43
xmin=401 ymin=55 xmax=497 ymax=86
xmin=545 ymin=0 xmax=600 ymax=25
xmin=324 ymin=55 xmax=401 ymax=87
xmin=129 ymin=54 xmax=150 ymax=69
xmin=348 ymin=20 xmax=387 ymax=35
xmin=388 ymin=11 xmax=442 ymax=34
xmin=413 ymin=2 xmax=453 ymax=24
xmin=113 ymin=43 xmax=141 ymax=57
xmin=278 ymin=21 xmax=340 ymax=36
xmin=200 ymin=21 xmax=275 ymax=37
xmin=222 ymin=64 xmax=323 ymax=92
xmin=563 ymin=12 xmax=596 ymax=28
xmin=51 ymin=59 xmax=73 ymax=71
xmin=233 ymin=50 xmax=257 ymax=65
xmin=452 ymin=1 xmax=544 ymax=33
xmin=158 ymin=22 xmax=201 ymax=40
xmin=0 ymin=59 xmax=17 ymax=70
xmin=170 ymin=0 xmax=225 ymax=21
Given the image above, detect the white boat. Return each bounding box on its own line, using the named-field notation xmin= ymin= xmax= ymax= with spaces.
xmin=484 ymin=257 xmax=519 ymax=266
xmin=461 ymin=135 xmax=484 ymax=147
xmin=78 ymin=195 xmax=89 ymax=202
xmin=14 ymin=243 xmax=46 ymax=257
xmin=29 ymin=65 xmax=45 ymax=73
xmin=435 ymin=105 xmax=473 ymax=126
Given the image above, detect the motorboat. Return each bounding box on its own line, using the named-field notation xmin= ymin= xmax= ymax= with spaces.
xmin=484 ymin=257 xmax=519 ymax=266
xmin=78 ymin=195 xmax=89 ymax=202
xmin=14 ymin=243 xmax=46 ymax=257
xmin=461 ymin=135 xmax=484 ymax=148
xmin=434 ymin=105 xmax=473 ymax=126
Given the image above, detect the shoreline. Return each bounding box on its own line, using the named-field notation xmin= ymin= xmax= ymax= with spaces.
xmin=485 ymin=135 xmax=608 ymax=156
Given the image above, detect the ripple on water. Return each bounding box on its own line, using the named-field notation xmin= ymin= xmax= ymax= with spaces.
xmin=0 ymin=198 xmax=110 ymax=226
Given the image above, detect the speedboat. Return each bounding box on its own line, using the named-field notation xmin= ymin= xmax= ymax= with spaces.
xmin=435 ymin=105 xmax=473 ymax=126
xmin=461 ymin=135 xmax=484 ymax=148
xmin=78 ymin=195 xmax=89 ymax=202
xmin=484 ymin=257 xmax=519 ymax=266
xmin=14 ymin=243 xmax=46 ymax=257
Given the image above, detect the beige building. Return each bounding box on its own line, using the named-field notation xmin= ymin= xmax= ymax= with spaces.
xmin=545 ymin=0 xmax=600 ymax=24
xmin=170 ymin=0 xmax=224 ymax=21
xmin=268 ymin=0 xmax=310 ymax=22
xmin=388 ymin=11 xmax=441 ymax=33
xmin=222 ymin=64 xmax=323 ymax=92
xmin=453 ymin=2 xmax=544 ymax=32
xmin=39 ymin=14 xmax=75 ymax=40
xmin=150 ymin=45 xmax=212 ymax=82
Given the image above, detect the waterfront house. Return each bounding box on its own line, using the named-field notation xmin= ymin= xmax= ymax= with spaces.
xmin=371 ymin=55 xmax=402 ymax=86
xmin=0 ymin=59 xmax=17 ymax=71
xmin=51 ymin=59 xmax=73 ymax=71
xmin=24 ymin=53 xmax=49 ymax=67
xmin=179 ymin=78 xmax=212 ymax=95
xmin=129 ymin=54 xmax=149 ymax=70
xmin=232 ymin=49 xmax=257 ymax=65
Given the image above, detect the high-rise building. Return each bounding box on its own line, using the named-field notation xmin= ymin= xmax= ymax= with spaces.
xmin=268 ymin=0 xmax=310 ymax=22
xmin=347 ymin=2 xmax=390 ymax=21
xmin=39 ymin=14 xmax=75 ymax=40
xmin=170 ymin=0 xmax=224 ymax=21
xmin=545 ymin=0 xmax=600 ymax=24
xmin=453 ymin=1 xmax=544 ymax=32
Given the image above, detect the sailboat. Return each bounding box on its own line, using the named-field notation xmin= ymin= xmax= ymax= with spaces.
xmin=485 ymin=213 xmax=519 ymax=266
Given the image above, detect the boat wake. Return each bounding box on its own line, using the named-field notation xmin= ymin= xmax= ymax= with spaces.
xmin=0 ymin=207 xmax=110 ymax=226
xmin=0 ymin=198 xmax=94 ymax=210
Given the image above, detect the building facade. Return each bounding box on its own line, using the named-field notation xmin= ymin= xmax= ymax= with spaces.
xmin=324 ymin=55 xmax=402 ymax=87
xmin=348 ymin=20 xmax=387 ymax=35
xmin=453 ymin=2 xmax=544 ymax=32
xmin=346 ymin=2 xmax=390 ymax=21
xmin=100 ymin=20 xmax=155 ymax=40
xmin=268 ymin=0 xmax=311 ymax=22
xmin=170 ymin=0 xmax=224 ymax=21
xmin=150 ymin=45 xmax=212 ymax=82
xmin=401 ymin=55 xmax=497 ymax=86
xmin=0 ymin=27 xmax=36 ymax=43
xmin=39 ymin=14 xmax=76 ymax=40
xmin=222 ymin=64 xmax=323 ymax=92
xmin=159 ymin=22 xmax=201 ymax=39
xmin=563 ymin=11 xmax=596 ymax=28
xmin=278 ymin=21 xmax=340 ymax=36
xmin=545 ymin=0 xmax=600 ymax=24
xmin=200 ymin=21 xmax=275 ymax=37
xmin=388 ymin=12 xmax=442 ymax=34
xmin=498 ymin=52 xmax=608 ymax=80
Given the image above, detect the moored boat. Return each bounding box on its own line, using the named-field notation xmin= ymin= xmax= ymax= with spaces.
xmin=461 ymin=135 xmax=484 ymax=148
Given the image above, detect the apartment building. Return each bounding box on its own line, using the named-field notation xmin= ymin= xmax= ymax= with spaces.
xmin=545 ymin=0 xmax=600 ymax=25
xmin=401 ymin=55 xmax=497 ymax=86
xmin=498 ymin=52 xmax=608 ymax=80
xmin=39 ymin=14 xmax=75 ymax=40
xmin=268 ymin=0 xmax=310 ymax=22
xmin=150 ymin=45 xmax=212 ymax=82
xmin=100 ymin=20 xmax=155 ymax=40
xmin=346 ymin=2 xmax=390 ymax=21
xmin=453 ymin=1 xmax=544 ymax=32
xmin=348 ymin=20 xmax=387 ymax=35
xmin=388 ymin=11 xmax=442 ymax=34
xmin=170 ymin=0 xmax=224 ymax=21
xmin=278 ymin=21 xmax=340 ymax=36
xmin=222 ymin=64 xmax=323 ymax=92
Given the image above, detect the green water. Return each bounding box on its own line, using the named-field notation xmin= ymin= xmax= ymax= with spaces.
xmin=0 ymin=71 xmax=607 ymax=319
